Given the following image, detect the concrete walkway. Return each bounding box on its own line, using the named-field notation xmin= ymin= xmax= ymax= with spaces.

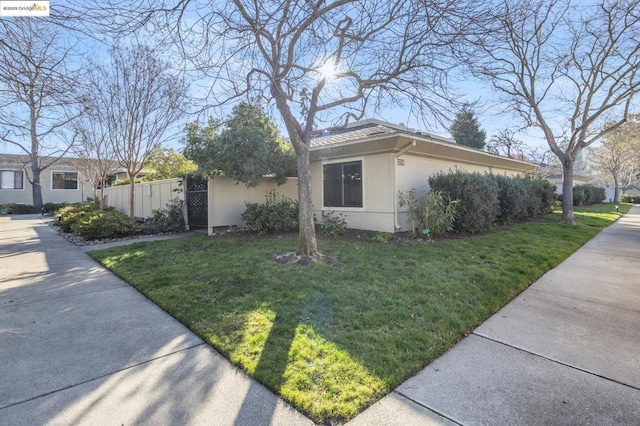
xmin=1 ymin=208 xmax=639 ymax=425
xmin=0 ymin=215 xmax=312 ymax=425
xmin=351 ymin=206 xmax=640 ymax=425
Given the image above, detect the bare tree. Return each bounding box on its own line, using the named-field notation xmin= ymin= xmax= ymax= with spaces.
xmin=71 ymin=0 xmax=478 ymax=260
xmin=467 ymin=0 xmax=640 ymax=224
xmin=590 ymin=114 xmax=640 ymax=204
xmin=0 ymin=19 xmax=83 ymax=209
xmin=486 ymin=129 xmax=526 ymax=158
xmin=70 ymin=110 xmax=119 ymax=209
xmin=88 ymin=43 xmax=187 ymax=217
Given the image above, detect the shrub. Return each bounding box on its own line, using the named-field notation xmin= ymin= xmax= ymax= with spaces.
xmin=428 ymin=171 xmax=498 ymax=233
xmin=525 ymin=177 xmax=556 ymax=215
xmin=0 ymin=203 xmax=39 ymax=214
xmin=42 ymin=202 xmax=71 ymax=214
xmin=242 ymin=190 xmax=298 ymax=233
xmin=143 ymin=198 xmax=185 ymax=234
xmin=319 ymin=210 xmax=347 ymax=236
xmin=621 ymin=194 xmax=640 ymax=203
xmin=71 ymin=210 xmax=140 ymax=240
xmin=398 ymin=188 xmax=458 ymax=236
xmin=489 ymin=175 xmax=528 ymax=223
xmin=55 ymin=204 xmax=96 ymax=233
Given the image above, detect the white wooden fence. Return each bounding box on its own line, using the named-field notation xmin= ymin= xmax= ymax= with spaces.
xmin=104 ymin=178 xmax=185 ymax=219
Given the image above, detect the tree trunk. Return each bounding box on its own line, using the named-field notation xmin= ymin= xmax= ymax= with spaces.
xmin=295 ymin=146 xmax=320 ymax=257
xmin=128 ymin=172 xmax=136 ymax=217
xmin=31 ymin=162 xmax=43 ymax=210
xmin=560 ymin=161 xmax=578 ymax=224
xmin=612 ymin=171 xmax=620 ymax=204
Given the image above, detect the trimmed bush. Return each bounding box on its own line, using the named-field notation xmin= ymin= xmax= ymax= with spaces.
xmin=489 ymin=175 xmax=529 ymax=223
xmin=71 ymin=210 xmax=140 ymax=240
xmin=525 ymin=177 xmax=556 ymax=215
xmin=242 ymin=190 xmax=299 ymax=233
xmin=428 ymin=170 xmax=499 ymax=233
xmin=43 ymin=202 xmax=72 ymax=214
xmin=573 ymin=184 xmax=604 ymax=206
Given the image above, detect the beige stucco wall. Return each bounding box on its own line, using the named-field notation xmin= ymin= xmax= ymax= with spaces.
xmin=104 ymin=178 xmax=185 ymax=218
xmin=0 ymin=163 xmax=92 ymax=206
xmin=310 ymin=152 xmax=533 ymax=233
xmin=311 ymin=153 xmax=397 ymax=233
xmin=207 ymin=176 xmax=298 ymax=233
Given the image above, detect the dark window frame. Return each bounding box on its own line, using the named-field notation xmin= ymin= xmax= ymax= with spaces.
xmin=322 ymin=160 xmax=363 ymax=208
xmin=52 ymin=171 xmax=79 ymax=190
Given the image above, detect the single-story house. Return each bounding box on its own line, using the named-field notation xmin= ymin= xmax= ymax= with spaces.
xmin=308 ymin=119 xmax=537 ymax=232
xmin=204 ymin=119 xmax=537 ymax=234
xmin=0 ymin=154 xmax=93 ymax=205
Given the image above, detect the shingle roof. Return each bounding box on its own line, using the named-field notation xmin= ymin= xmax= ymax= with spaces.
xmin=310 ymin=119 xmax=454 ymax=148
xmin=310 ymin=123 xmax=400 ymax=148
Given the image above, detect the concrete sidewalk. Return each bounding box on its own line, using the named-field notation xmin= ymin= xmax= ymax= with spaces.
xmin=351 ymin=206 xmax=640 ymax=425
xmin=0 ymin=215 xmax=312 ymax=425
xmin=2 ymin=208 xmax=639 ymax=425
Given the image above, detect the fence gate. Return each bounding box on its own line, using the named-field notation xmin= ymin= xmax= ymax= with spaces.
xmin=186 ymin=175 xmax=208 ymax=228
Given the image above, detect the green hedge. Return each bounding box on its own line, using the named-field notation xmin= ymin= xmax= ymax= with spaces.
xmin=428 ymin=171 xmax=556 ymax=233
xmin=0 ymin=203 xmax=39 ymax=214
xmin=573 ymin=184 xmax=605 ymax=206
xmin=621 ymin=194 xmax=640 ymax=203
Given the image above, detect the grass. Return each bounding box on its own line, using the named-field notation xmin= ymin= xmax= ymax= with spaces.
xmin=90 ymin=203 xmax=631 ymax=424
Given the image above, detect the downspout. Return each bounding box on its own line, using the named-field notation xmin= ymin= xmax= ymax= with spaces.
xmin=394 ymin=140 xmax=416 ymax=230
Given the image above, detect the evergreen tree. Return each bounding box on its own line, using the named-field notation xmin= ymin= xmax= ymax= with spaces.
xmin=450 ymin=106 xmax=486 ymax=149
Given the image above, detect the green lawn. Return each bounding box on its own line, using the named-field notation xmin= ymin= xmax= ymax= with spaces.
xmin=90 ymin=203 xmax=631 ymax=424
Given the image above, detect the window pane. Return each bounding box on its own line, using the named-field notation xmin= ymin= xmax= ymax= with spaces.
xmin=53 ymin=172 xmax=78 ymax=190
xmin=342 ymin=161 xmax=362 ymax=207
xmin=14 ymin=171 xmax=23 ymax=189
xmin=1 ymin=171 xmax=13 ymax=189
xmin=323 ymin=163 xmax=343 ymax=207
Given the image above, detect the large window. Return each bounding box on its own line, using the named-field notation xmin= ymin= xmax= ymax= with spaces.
xmin=52 ymin=171 xmax=78 ymax=190
xmin=0 ymin=170 xmax=23 ymax=189
xmin=323 ymin=160 xmax=363 ymax=208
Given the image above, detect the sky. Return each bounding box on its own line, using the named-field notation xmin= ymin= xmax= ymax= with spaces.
xmin=1 ymin=1 xmax=637 ymax=161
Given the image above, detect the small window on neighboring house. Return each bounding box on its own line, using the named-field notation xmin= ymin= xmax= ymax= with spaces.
xmin=323 ymin=160 xmax=363 ymax=208
xmin=52 ymin=172 xmax=78 ymax=190
xmin=0 ymin=170 xmax=23 ymax=189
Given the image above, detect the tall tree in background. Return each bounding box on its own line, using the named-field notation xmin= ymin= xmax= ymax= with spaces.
xmin=87 ymin=43 xmax=187 ymax=217
xmin=76 ymin=0 xmax=475 ymax=260
xmin=183 ymin=103 xmax=296 ymax=186
xmin=591 ymin=115 xmax=640 ymax=204
xmin=0 ymin=19 xmax=83 ymax=209
xmin=468 ymin=0 xmax=640 ymax=224
xmin=450 ymin=106 xmax=486 ymax=149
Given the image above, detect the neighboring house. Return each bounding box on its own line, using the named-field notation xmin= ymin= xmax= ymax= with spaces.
xmin=308 ymin=119 xmax=537 ymax=232
xmin=544 ymin=172 xmax=593 ymax=196
xmin=0 ymin=154 xmax=93 ymax=206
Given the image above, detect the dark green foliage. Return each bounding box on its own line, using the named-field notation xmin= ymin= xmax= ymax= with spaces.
xmin=429 ymin=170 xmax=499 ymax=233
xmin=183 ymin=102 xmax=296 ymax=186
xmin=143 ymin=198 xmax=186 ymax=234
xmin=573 ymin=184 xmax=605 ymax=206
xmin=525 ymin=177 xmax=557 ymax=215
xmin=42 ymin=202 xmax=71 ymax=214
xmin=0 ymin=203 xmax=39 ymax=214
xmin=319 ymin=210 xmax=347 ymax=236
xmin=71 ymin=210 xmax=140 ymax=240
xmin=621 ymin=194 xmax=640 ymax=203
xmin=241 ymin=190 xmax=299 ymax=233
xmin=429 ymin=172 xmax=557 ymax=231
xmin=449 ymin=105 xmax=486 ymax=149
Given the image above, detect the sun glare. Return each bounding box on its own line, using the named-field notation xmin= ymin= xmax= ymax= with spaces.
xmin=317 ymin=61 xmax=337 ymax=80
